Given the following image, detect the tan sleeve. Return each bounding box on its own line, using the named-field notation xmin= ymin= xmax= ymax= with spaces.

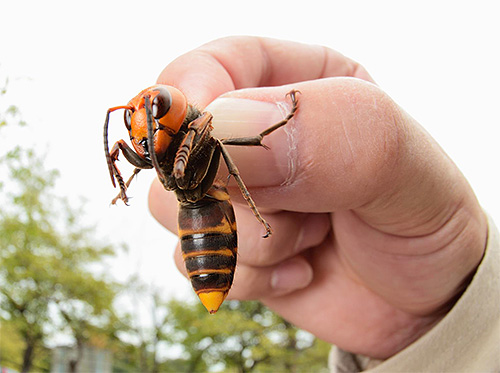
xmin=330 ymin=214 xmax=500 ymax=373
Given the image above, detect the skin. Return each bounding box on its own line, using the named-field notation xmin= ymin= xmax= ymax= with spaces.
xmin=148 ymin=36 xmax=487 ymax=359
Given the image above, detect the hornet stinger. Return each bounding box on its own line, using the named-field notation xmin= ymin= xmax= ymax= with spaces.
xmin=103 ymin=85 xmax=299 ymax=313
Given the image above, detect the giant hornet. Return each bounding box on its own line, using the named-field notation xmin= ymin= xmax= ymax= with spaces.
xmin=103 ymin=85 xmax=299 ymax=313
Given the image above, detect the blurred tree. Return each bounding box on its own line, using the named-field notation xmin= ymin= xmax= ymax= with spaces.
xmin=111 ymin=283 xmax=331 ymax=372
xmin=56 ymin=281 xmax=119 ymax=373
xmin=0 ymin=85 xmax=119 ymax=373
xmin=110 ymin=277 xmax=174 ymax=373
xmin=0 ymin=318 xmax=51 ymax=371
xmin=163 ymin=299 xmax=330 ymax=372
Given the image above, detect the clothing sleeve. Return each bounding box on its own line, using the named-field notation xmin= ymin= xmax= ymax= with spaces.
xmin=329 ymin=214 xmax=500 ymax=373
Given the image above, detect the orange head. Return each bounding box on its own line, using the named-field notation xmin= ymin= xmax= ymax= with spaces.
xmin=125 ymin=85 xmax=188 ymax=160
xmin=104 ymin=85 xmax=188 ymax=185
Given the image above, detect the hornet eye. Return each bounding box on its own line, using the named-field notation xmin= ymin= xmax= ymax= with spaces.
xmin=124 ymin=109 xmax=132 ymax=131
xmin=151 ymin=87 xmax=172 ymax=119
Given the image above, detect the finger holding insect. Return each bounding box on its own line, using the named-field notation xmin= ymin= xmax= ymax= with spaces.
xmin=207 ymin=77 xmax=477 ymax=255
xmin=205 ymin=79 xmax=410 ymax=219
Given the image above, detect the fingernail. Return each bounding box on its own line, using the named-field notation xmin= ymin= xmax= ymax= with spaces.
xmin=271 ymin=258 xmax=313 ymax=291
xmin=206 ymin=97 xmax=285 ymax=138
xmin=205 ymin=97 xmax=298 ymax=187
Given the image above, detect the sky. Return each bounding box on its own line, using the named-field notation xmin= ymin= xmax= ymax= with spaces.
xmin=1 ymin=1 xmax=499 ymax=313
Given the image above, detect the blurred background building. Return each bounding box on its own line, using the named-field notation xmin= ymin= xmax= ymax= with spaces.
xmin=50 ymin=345 xmax=112 ymax=373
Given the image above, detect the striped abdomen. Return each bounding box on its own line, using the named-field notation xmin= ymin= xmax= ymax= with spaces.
xmin=178 ymin=184 xmax=237 ymax=313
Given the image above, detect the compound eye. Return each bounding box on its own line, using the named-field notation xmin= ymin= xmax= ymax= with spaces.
xmin=151 ymin=87 xmax=172 ymax=119
xmin=124 ymin=109 xmax=132 ymax=131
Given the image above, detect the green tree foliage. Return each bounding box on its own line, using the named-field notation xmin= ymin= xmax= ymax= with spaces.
xmin=0 ymin=319 xmax=51 ymax=372
xmin=110 ymin=279 xmax=173 ymax=373
xmin=112 ymin=290 xmax=330 ymax=373
xmin=0 ymin=87 xmax=119 ymax=373
xmin=164 ymin=299 xmax=330 ymax=373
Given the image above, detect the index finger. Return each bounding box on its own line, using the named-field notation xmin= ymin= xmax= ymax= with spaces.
xmin=157 ymin=36 xmax=374 ymax=107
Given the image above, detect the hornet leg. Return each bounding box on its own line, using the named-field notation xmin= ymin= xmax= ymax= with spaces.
xmin=221 ymin=90 xmax=299 ymax=148
xmin=218 ymin=139 xmax=272 ymax=238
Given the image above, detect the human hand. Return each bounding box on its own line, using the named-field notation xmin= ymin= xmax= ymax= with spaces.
xmin=148 ymin=36 xmax=487 ymax=359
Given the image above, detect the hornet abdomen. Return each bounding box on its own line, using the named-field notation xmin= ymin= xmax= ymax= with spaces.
xmin=177 ymin=183 xmax=237 ymax=313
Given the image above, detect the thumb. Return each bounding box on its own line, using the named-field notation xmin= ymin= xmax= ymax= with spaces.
xmin=207 ymin=78 xmax=400 ymax=213
xmin=207 ymin=78 xmax=474 ymax=237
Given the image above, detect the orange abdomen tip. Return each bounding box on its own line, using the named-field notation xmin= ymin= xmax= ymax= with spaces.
xmin=198 ymin=291 xmax=227 ymax=314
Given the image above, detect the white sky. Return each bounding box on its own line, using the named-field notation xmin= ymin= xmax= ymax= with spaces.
xmin=1 ymin=1 xmax=499 ymax=307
